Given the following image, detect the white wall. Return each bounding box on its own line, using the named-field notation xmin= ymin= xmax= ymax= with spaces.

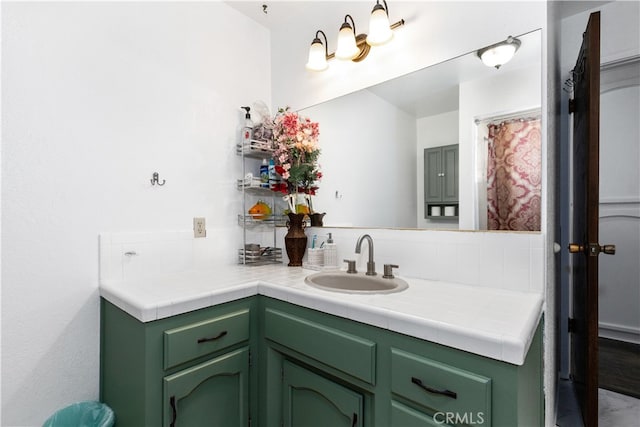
xmin=302 ymin=90 xmax=416 ymax=228
xmin=545 ymin=4 xmax=562 ymax=425
xmin=416 ymin=110 xmax=460 ymax=229
xmin=1 ymin=2 xmax=270 ymax=425
xmin=458 ymin=64 xmax=542 ymax=229
xmin=598 ymin=74 xmax=640 ymax=343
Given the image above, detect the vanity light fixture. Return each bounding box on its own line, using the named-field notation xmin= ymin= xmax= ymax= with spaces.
xmin=477 ymin=36 xmax=522 ymax=69
xmin=366 ymin=0 xmax=394 ymax=46
xmin=305 ymin=0 xmax=405 ymax=71
xmin=335 ymin=15 xmax=364 ymax=60
xmin=306 ymin=30 xmax=331 ymax=71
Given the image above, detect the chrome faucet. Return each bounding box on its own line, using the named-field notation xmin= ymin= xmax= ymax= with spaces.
xmin=355 ymin=234 xmax=376 ymax=276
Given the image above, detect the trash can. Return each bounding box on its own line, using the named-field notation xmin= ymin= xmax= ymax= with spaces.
xmin=42 ymin=401 xmax=114 ymax=427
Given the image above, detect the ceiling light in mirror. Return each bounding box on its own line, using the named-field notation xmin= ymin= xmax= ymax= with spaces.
xmin=477 ymin=36 xmax=522 ymax=69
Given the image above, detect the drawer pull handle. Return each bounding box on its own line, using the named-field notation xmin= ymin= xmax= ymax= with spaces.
xmin=411 ymin=376 xmax=457 ymax=399
xmin=169 ymin=395 xmax=177 ymax=427
xmin=351 ymin=413 xmax=358 ymax=427
xmin=197 ymin=330 xmax=228 ymax=344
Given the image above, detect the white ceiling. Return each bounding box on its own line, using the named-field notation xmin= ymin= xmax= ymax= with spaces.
xmin=226 ymin=1 xmax=426 ymax=34
xmin=227 ymin=0 xmax=615 ymax=30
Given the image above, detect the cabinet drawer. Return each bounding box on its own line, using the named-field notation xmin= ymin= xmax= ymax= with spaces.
xmin=164 ymin=309 xmax=250 ymax=370
xmin=265 ymin=308 xmax=376 ymax=384
xmin=391 ymin=401 xmax=453 ymax=427
xmin=391 ymin=348 xmax=491 ymax=425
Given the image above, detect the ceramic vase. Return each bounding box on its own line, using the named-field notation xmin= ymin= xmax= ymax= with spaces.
xmin=285 ymin=213 xmax=307 ymax=266
xmin=310 ymin=212 xmax=326 ymax=227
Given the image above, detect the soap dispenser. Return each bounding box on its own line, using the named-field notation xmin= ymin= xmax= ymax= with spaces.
xmin=324 ymin=233 xmax=338 ymax=268
xmin=241 ymin=106 xmax=253 ymax=146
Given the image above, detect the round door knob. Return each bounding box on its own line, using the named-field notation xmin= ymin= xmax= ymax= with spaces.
xmin=568 ymin=243 xmax=616 ymax=255
xmin=601 ymin=244 xmax=616 ymax=255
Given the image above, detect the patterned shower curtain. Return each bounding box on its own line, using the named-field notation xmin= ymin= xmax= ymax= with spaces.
xmin=486 ymin=118 xmax=541 ymax=231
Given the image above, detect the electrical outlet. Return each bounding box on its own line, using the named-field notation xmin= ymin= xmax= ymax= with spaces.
xmin=193 ymin=217 xmax=206 ymax=238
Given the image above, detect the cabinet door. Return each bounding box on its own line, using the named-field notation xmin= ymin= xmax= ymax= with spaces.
xmin=441 ymin=145 xmax=459 ymax=203
xmin=282 ymin=360 xmax=363 ymax=427
xmin=163 ymin=347 xmax=249 ymax=427
xmin=424 ymin=147 xmax=443 ymax=203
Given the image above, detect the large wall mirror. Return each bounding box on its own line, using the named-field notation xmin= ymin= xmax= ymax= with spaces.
xmin=302 ymin=30 xmax=542 ymax=232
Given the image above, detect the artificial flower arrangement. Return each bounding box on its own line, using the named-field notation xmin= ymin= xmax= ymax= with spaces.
xmin=270 ymin=107 xmax=322 ymax=213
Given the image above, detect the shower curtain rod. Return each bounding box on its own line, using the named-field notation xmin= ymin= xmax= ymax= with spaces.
xmin=474 ymin=108 xmax=541 ymax=125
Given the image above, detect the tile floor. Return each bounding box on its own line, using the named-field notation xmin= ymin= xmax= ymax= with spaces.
xmin=598 ymin=388 xmax=640 ymax=426
xmin=556 ymin=379 xmax=640 ymax=426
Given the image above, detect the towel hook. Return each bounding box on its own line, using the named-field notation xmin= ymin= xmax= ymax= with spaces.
xmin=151 ymin=172 xmax=166 ymax=186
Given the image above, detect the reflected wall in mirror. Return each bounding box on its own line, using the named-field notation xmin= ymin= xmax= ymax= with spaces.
xmin=302 ymin=30 xmax=541 ymax=231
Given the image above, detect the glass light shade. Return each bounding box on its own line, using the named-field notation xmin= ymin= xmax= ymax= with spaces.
xmin=335 ymin=24 xmax=360 ymax=60
xmin=366 ymin=6 xmax=393 ymax=46
xmin=306 ymin=41 xmax=328 ymax=71
xmin=479 ymin=44 xmax=517 ymax=68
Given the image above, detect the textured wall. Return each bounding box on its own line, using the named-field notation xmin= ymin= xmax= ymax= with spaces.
xmin=1 ymin=2 xmax=270 ymax=425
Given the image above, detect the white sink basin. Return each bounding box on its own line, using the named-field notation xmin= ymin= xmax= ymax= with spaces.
xmin=305 ymin=271 xmax=408 ymax=294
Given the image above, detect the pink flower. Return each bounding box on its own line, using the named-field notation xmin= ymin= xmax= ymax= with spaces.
xmin=269 ymin=107 xmax=322 ymax=197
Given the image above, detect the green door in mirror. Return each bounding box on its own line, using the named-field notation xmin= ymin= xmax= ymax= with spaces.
xmin=282 ymin=360 xmax=363 ymax=427
xmin=424 ymin=145 xmax=459 ymax=218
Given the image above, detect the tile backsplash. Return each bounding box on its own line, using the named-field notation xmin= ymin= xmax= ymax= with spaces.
xmin=279 ymin=227 xmax=544 ymax=293
xmin=100 ymin=228 xmax=544 ymax=293
xmin=99 ymin=231 xmax=195 ymax=282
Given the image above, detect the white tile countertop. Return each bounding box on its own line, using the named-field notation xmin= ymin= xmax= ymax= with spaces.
xmin=99 ymin=264 xmax=543 ymax=366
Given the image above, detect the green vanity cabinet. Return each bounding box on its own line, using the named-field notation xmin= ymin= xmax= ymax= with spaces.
xmin=258 ymin=297 xmax=543 ymax=427
xmin=100 ymin=297 xmax=257 ymax=427
xmin=102 ymin=294 xmax=542 ymax=426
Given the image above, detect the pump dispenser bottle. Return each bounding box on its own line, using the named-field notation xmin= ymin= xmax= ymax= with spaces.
xmin=241 ymin=106 xmax=253 ymax=146
xmin=324 ymin=233 xmax=337 ymax=268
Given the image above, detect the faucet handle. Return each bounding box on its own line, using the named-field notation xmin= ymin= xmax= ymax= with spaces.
xmin=343 ymin=259 xmax=357 ymax=274
xmin=383 ymin=264 xmax=399 ymax=279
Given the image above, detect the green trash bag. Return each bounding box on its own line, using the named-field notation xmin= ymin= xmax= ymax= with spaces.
xmin=42 ymin=401 xmax=115 ymax=427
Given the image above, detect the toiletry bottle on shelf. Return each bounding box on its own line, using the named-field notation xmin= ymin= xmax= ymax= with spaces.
xmin=268 ymin=158 xmax=278 ymax=190
xmin=260 ymin=159 xmax=269 ymax=188
xmin=324 ymin=233 xmax=337 ymax=268
xmin=241 ymin=106 xmax=253 ymax=147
